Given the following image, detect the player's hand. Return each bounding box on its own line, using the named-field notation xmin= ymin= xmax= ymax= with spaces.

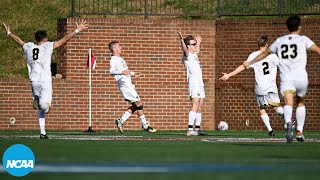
xmin=76 ymin=19 xmax=88 ymax=32
xmin=3 ymin=23 xmax=10 ymax=34
xmin=195 ymin=35 xmax=202 ymax=44
xmin=178 ymin=32 xmax=183 ymax=39
xmin=243 ymin=61 xmax=250 ymax=69
xmin=135 ymin=72 xmax=141 ymax=77
xmin=121 ymin=69 xmax=130 ymax=76
xmin=219 ymin=73 xmax=230 ymax=81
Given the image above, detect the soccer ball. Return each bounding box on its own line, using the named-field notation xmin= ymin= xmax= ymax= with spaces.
xmin=218 ymin=121 xmax=228 ymax=131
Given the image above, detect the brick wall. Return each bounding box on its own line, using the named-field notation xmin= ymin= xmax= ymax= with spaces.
xmin=215 ymin=18 xmax=320 ymax=131
xmin=0 ymin=18 xmax=216 ymax=131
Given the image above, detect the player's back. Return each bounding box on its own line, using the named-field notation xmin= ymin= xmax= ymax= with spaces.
xmin=247 ymin=50 xmax=279 ymax=95
xmin=269 ymin=34 xmax=315 ymax=81
xmin=23 ymin=42 xmax=54 ymax=82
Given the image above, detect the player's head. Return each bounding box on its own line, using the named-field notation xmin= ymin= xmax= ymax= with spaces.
xmin=35 ymin=30 xmax=48 ymax=43
xmin=184 ymin=36 xmax=197 ymax=50
xmin=286 ymin=15 xmax=301 ymax=32
xmin=257 ymin=35 xmax=268 ymax=48
xmin=109 ymin=41 xmax=121 ymax=55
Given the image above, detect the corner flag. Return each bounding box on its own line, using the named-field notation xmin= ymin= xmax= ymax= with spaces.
xmin=87 ymin=52 xmax=96 ymax=69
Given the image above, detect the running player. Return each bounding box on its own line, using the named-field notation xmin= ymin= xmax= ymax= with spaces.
xmin=219 ymin=35 xmax=284 ymax=136
xmin=3 ymin=20 xmax=88 ymax=139
xmin=178 ymin=32 xmax=206 ymax=136
xmin=243 ymin=16 xmax=320 ymax=143
xmin=108 ymin=41 xmax=156 ymax=133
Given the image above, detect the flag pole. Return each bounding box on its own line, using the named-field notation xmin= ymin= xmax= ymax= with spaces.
xmin=85 ymin=48 xmax=94 ymax=132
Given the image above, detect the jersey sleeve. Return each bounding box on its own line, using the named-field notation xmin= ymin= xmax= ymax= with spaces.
xmin=268 ymin=39 xmax=279 ymax=54
xmin=44 ymin=42 xmax=54 ymax=51
xmin=246 ymin=52 xmax=254 ymax=69
xmin=304 ymin=35 xmax=315 ymax=50
xmin=22 ymin=42 xmax=32 ymax=53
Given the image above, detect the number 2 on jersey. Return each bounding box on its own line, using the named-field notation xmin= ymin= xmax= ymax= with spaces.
xmin=33 ymin=48 xmax=39 ymax=60
xmin=262 ymin=62 xmax=269 ymax=75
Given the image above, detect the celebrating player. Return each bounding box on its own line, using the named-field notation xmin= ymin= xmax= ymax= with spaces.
xmin=178 ymin=32 xmax=206 ymax=136
xmin=108 ymin=41 xmax=156 ymax=133
xmin=243 ymin=16 xmax=320 ymax=143
xmin=220 ymin=35 xmax=284 ymax=136
xmin=3 ymin=20 xmax=88 ymax=139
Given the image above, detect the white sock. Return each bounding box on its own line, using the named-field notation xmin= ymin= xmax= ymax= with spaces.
xmin=260 ymin=114 xmax=272 ymax=132
xmin=188 ymin=111 xmax=196 ymax=130
xmin=139 ymin=115 xmax=148 ymax=129
xmin=195 ymin=113 xmax=202 ymax=127
xmin=275 ymin=106 xmax=284 ymax=116
xmin=39 ymin=118 xmax=46 ymax=135
xmin=296 ymin=106 xmax=306 ymax=133
xmin=283 ymin=105 xmax=293 ymax=124
xmin=120 ymin=111 xmax=131 ymax=124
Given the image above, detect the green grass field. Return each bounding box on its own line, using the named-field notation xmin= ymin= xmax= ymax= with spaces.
xmin=1 ymin=130 xmax=320 ymax=180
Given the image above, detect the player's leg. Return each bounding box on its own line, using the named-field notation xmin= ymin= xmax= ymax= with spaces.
xmin=115 ymin=104 xmax=136 ymax=133
xmin=38 ymin=82 xmax=52 ymax=139
xmin=257 ymin=94 xmax=274 ymax=136
xmin=195 ymin=86 xmax=206 ymax=135
xmin=31 ymin=81 xmax=41 ymax=109
xmin=281 ymin=81 xmax=296 ymax=143
xmin=135 ymin=100 xmax=156 ymax=133
xmin=295 ymin=80 xmax=308 ymax=142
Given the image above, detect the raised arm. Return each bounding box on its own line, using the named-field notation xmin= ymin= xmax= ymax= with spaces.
xmin=3 ymin=23 xmax=25 ymax=46
xmin=194 ymin=35 xmax=202 ymax=54
xmin=53 ymin=19 xmax=88 ymax=49
xmin=243 ymin=50 xmax=270 ymax=68
xmin=178 ymin=32 xmax=188 ymax=56
xmin=219 ymin=64 xmax=246 ymax=81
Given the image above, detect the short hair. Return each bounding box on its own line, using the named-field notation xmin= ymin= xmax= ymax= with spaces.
xmin=108 ymin=41 xmax=119 ymax=53
xmin=35 ymin=30 xmax=47 ymax=42
xmin=183 ymin=36 xmax=195 ymax=46
xmin=286 ymin=15 xmax=301 ymax=32
xmin=257 ymin=35 xmax=268 ymax=48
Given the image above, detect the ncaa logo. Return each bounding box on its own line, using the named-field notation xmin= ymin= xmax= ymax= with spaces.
xmin=2 ymin=144 xmax=35 ymax=177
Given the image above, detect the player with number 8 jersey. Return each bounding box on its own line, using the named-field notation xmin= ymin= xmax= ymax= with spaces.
xmin=3 ymin=20 xmax=88 ymax=139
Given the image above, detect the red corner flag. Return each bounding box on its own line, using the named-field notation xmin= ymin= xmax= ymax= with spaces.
xmin=87 ymin=51 xmax=96 ymax=69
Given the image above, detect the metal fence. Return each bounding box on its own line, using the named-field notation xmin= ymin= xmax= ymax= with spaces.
xmin=71 ymin=0 xmax=320 ymax=18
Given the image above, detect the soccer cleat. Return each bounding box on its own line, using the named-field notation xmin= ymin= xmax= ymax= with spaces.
xmin=40 ymin=134 xmax=49 ymax=139
xmin=33 ymin=95 xmax=39 ymax=109
xmin=197 ymin=130 xmax=207 ymax=136
xmin=115 ymin=119 xmax=124 ymax=133
xmin=268 ymin=130 xmax=275 ymax=137
xmin=142 ymin=126 xmax=157 ymax=133
xmin=285 ymin=122 xmax=293 ymax=144
xmin=186 ymin=130 xmax=198 ymax=136
xmin=296 ymin=131 xmax=305 ymax=142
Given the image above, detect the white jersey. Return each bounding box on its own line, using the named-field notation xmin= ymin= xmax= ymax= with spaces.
xmin=247 ymin=50 xmax=279 ymax=95
xmin=110 ymin=56 xmax=134 ymax=87
xmin=269 ymin=34 xmax=315 ymax=82
xmin=182 ymin=52 xmax=204 ymax=87
xmin=23 ymin=42 xmax=54 ymax=82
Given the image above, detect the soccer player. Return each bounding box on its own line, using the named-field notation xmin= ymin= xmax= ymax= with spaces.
xmin=178 ymin=32 xmax=206 ymax=136
xmin=108 ymin=41 xmax=156 ymax=133
xmin=219 ymin=35 xmax=284 ymax=136
xmin=243 ymin=16 xmax=320 ymax=143
xmin=3 ymin=20 xmax=88 ymax=139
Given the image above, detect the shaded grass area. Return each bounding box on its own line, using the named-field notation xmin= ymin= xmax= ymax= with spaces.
xmin=0 ymin=130 xmax=320 ymax=180
xmin=0 ymin=0 xmax=71 ymax=77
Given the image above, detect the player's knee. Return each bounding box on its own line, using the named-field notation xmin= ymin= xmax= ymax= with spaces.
xmin=40 ymin=102 xmax=50 ymax=114
xmin=275 ymin=106 xmax=284 ymax=115
xmin=38 ymin=109 xmax=45 ymax=118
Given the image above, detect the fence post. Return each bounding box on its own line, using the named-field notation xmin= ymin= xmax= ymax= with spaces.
xmin=217 ymin=0 xmax=221 ymax=17
xmin=279 ymin=0 xmax=283 ymax=16
xmin=144 ymin=0 xmax=148 ymax=19
xmin=71 ymin=0 xmax=75 ymax=17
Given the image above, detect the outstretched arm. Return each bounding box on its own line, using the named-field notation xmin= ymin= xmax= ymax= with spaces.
xmin=194 ymin=35 xmax=202 ymax=54
xmin=54 ymin=19 xmax=88 ymax=49
xmin=309 ymin=44 xmax=320 ymax=56
xmin=243 ymin=50 xmax=270 ymax=68
xmin=178 ymin=32 xmax=188 ymax=57
xmin=3 ymin=23 xmax=25 ymax=46
xmin=219 ymin=64 xmax=246 ymax=81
